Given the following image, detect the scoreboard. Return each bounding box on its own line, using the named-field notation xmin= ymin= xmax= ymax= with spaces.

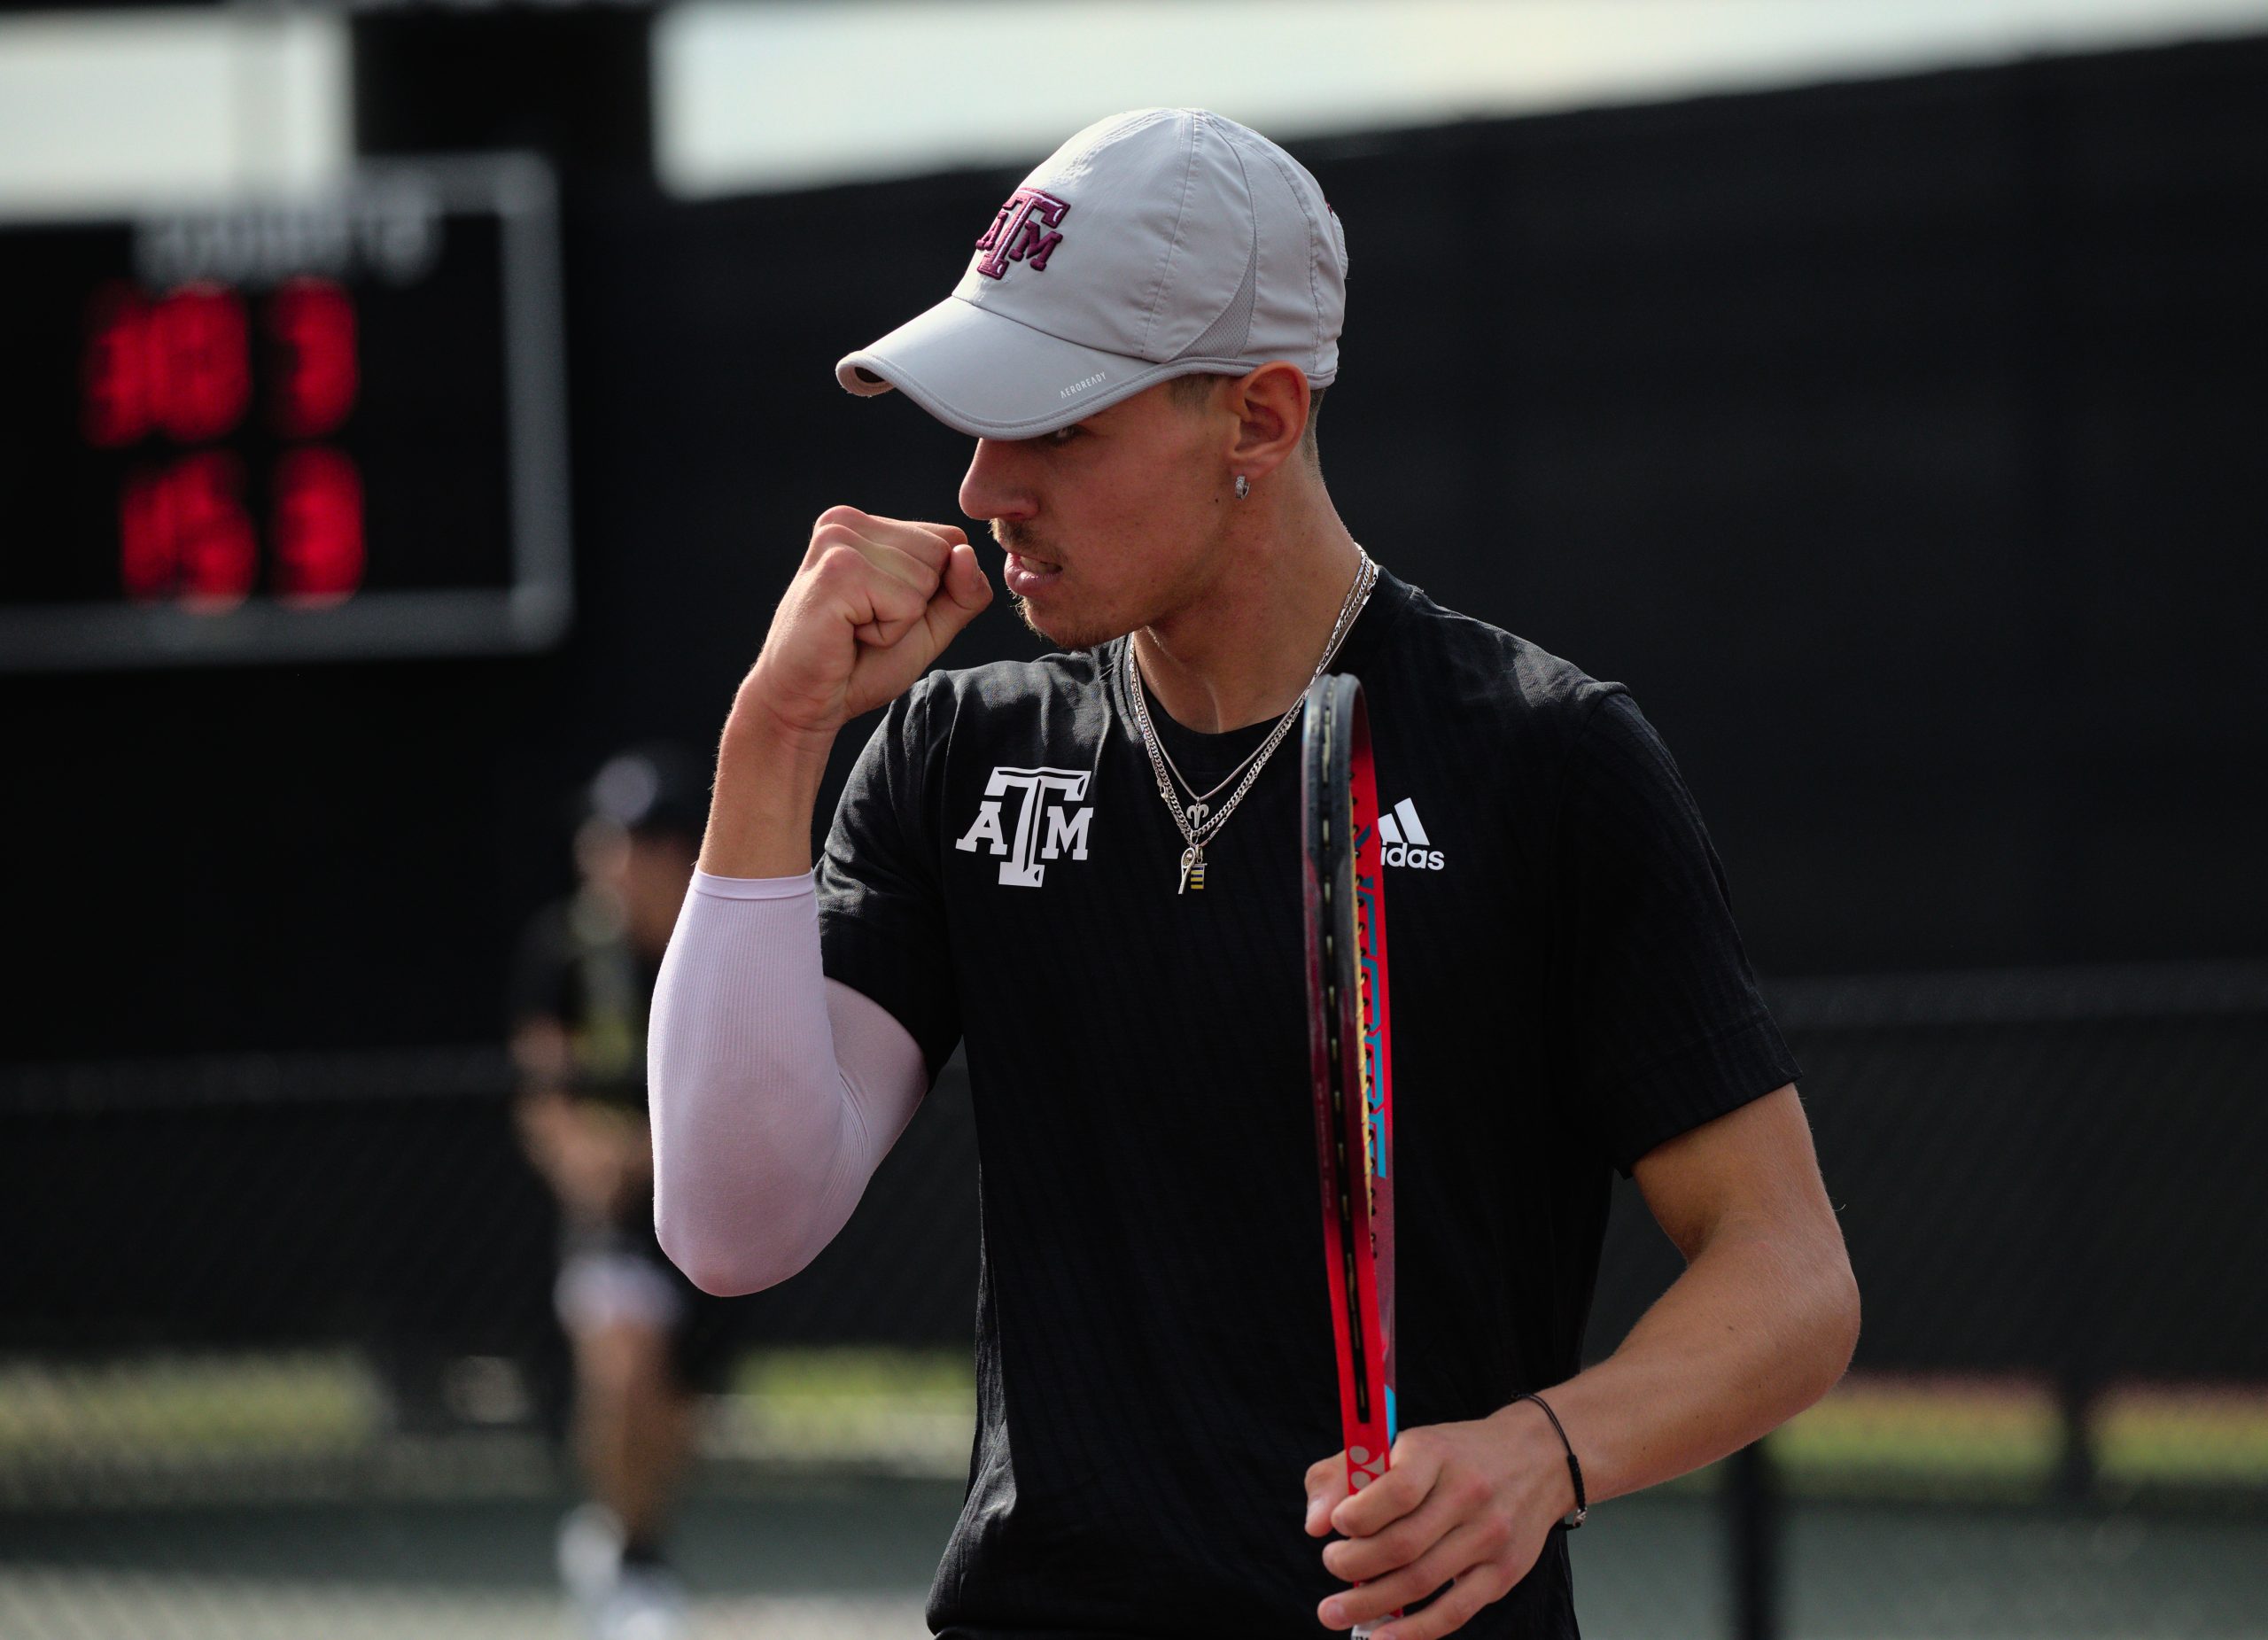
xmin=0 ymin=155 xmax=569 ymax=671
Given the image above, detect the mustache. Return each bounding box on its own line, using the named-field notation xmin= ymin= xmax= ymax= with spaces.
xmin=990 ymin=520 xmax=1057 ymax=563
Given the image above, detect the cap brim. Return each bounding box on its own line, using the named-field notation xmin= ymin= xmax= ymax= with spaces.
xmin=836 ymin=296 xmax=1186 ymax=439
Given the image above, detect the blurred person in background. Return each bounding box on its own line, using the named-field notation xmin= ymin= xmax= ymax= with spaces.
xmin=511 ymin=745 xmax=722 ymax=1640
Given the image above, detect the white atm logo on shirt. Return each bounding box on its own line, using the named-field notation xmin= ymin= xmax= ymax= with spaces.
xmin=954 ymin=766 xmax=1092 ymax=887
xmin=1379 ymin=797 xmax=1446 ymax=871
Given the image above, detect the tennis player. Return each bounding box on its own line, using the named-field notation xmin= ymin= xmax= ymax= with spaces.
xmin=513 ymin=746 xmax=733 ymax=1640
xmin=651 ymin=109 xmax=1860 ymax=1639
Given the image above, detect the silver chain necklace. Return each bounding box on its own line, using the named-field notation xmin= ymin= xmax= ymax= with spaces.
xmin=1143 ymin=550 xmax=1377 ymax=812
xmin=1127 ymin=548 xmax=1378 ymax=893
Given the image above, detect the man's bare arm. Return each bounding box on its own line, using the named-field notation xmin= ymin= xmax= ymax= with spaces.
xmin=1512 ymin=1083 xmax=1860 ymax=1502
xmin=1307 ymin=1084 xmax=1860 ymax=1637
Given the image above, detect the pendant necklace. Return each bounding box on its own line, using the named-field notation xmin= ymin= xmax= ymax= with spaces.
xmin=1125 ymin=548 xmax=1378 ymax=894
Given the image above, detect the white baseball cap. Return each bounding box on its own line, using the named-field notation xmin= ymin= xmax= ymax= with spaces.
xmin=835 ymin=107 xmax=1348 ymax=439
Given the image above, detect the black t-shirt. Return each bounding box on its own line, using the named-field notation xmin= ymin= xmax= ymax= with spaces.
xmin=509 ymin=894 xmax=660 ymax=1114
xmin=817 ymin=567 xmax=1799 ymax=1640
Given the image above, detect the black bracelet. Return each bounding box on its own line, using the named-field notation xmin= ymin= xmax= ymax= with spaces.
xmin=1516 ymin=1392 xmax=1588 ymax=1529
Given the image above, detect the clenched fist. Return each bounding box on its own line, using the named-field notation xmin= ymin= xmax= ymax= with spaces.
xmin=747 ymin=507 xmax=993 ymax=744
xmin=703 ymin=507 xmax=991 ymax=876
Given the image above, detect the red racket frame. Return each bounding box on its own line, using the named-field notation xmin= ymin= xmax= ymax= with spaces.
xmin=1301 ymin=672 xmax=1399 ymax=1620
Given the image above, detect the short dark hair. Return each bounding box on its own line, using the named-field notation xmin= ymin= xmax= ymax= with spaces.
xmin=1167 ymin=371 xmax=1325 ymax=469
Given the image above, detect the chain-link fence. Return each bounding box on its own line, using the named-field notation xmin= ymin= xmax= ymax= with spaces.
xmin=4 ymin=964 xmax=2264 ymax=1637
xmin=1581 ymin=961 xmax=2268 ymax=1639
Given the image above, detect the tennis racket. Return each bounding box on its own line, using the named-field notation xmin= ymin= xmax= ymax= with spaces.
xmin=1300 ymin=672 xmax=1399 ymax=1637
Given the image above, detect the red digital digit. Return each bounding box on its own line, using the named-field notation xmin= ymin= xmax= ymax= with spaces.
xmin=120 ymin=466 xmax=175 ymax=598
xmin=118 ymin=453 xmax=256 ymax=609
xmin=273 ymin=447 xmax=364 ymax=605
xmin=151 ymin=284 xmax=251 ymax=444
xmin=83 ymin=283 xmax=154 ymax=448
xmin=175 ymin=451 xmax=258 ymax=608
xmin=268 ymin=278 xmax=358 ymax=439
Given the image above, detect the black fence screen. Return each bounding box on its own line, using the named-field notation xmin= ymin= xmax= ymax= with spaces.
xmin=5 ymin=964 xmax=2263 ymax=1636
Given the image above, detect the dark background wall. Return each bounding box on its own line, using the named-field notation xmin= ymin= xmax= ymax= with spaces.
xmin=9 ymin=36 xmax=2263 ymax=1064
xmin=4 ymin=37 xmax=2263 ymax=1378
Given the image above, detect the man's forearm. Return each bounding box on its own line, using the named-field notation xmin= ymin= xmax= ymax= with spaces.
xmin=698 ymin=689 xmax=839 ymax=878
xmin=1494 ymin=1216 xmax=1860 ymax=1505
xmin=1304 ymin=1216 xmax=1857 ymax=1636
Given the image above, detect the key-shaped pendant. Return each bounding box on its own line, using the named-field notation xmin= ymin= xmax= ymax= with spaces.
xmin=1177 ymin=843 xmax=1207 ymax=893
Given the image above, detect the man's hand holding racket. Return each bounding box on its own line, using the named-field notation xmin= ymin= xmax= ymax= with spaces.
xmin=1304 ymin=1406 xmax=1579 ymax=1638
xmin=705 ymin=506 xmax=992 ymax=877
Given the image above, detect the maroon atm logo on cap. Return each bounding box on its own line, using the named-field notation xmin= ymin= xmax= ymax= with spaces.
xmin=974 ymin=188 xmax=1069 ymax=279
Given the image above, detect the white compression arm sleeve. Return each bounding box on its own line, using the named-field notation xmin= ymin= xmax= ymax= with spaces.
xmin=649 ymin=868 xmax=930 ymax=1296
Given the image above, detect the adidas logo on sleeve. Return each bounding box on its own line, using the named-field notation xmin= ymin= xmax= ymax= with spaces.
xmin=1377 ymin=797 xmax=1445 ymax=871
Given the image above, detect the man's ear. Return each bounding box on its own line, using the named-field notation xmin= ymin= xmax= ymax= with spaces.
xmin=1223 ymin=362 xmax=1310 ymax=482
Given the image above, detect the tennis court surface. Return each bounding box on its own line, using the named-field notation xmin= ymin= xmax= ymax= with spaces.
xmin=4 ymin=1354 xmax=2264 ymax=1639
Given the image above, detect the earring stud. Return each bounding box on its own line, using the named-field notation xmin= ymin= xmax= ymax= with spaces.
xmin=1233 ymin=474 xmax=1250 ymax=501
